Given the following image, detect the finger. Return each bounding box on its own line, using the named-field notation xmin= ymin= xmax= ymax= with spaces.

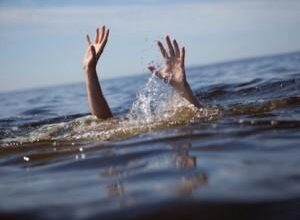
xmin=99 ymin=28 xmax=109 ymax=55
xmin=157 ymin=41 xmax=168 ymax=58
xmin=166 ymin=35 xmax=175 ymax=57
xmin=86 ymin=34 xmax=92 ymax=47
xmin=100 ymin=25 xmax=105 ymax=43
xmin=93 ymin=29 xmax=98 ymax=44
xmin=95 ymin=28 xmax=100 ymax=43
xmin=148 ymin=66 xmax=163 ymax=79
xmin=173 ymin=39 xmax=180 ymax=57
xmin=180 ymin=47 xmax=185 ymax=67
xmin=104 ymin=28 xmax=109 ymax=43
xmin=148 ymin=65 xmax=156 ymax=74
xmin=102 ymin=28 xmax=109 ymax=47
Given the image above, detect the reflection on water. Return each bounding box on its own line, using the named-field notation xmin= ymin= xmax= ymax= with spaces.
xmin=174 ymin=142 xmax=207 ymax=196
xmin=1 ymin=52 xmax=300 ymax=219
xmin=103 ymin=141 xmax=207 ymax=208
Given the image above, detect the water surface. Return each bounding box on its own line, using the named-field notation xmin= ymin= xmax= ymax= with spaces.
xmin=1 ymin=52 xmax=300 ymax=219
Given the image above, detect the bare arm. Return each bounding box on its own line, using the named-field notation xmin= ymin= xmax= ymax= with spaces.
xmin=149 ymin=36 xmax=202 ymax=108
xmin=83 ymin=26 xmax=113 ymax=119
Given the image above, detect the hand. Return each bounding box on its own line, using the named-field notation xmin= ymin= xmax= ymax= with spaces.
xmin=83 ymin=25 xmax=110 ymax=71
xmin=149 ymin=36 xmax=186 ymax=91
xmin=149 ymin=36 xmax=202 ymax=108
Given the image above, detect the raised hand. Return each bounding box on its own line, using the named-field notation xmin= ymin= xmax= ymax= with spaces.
xmin=83 ymin=25 xmax=110 ymax=71
xmin=149 ymin=36 xmax=186 ymax=91
xmin=149 ymin=35 xmax=202 ymax=108
xmin=83 ymin=25 xmax=113 ymax=119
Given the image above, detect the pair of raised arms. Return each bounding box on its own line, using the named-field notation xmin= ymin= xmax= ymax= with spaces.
xmin=83 ymin=25 xmax=201 ymax=119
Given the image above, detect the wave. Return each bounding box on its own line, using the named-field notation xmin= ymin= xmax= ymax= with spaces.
xmin=1 ymin=71 xmax=300 ymax=146
xmin=0 ymin=75 xmax=220 ymax=145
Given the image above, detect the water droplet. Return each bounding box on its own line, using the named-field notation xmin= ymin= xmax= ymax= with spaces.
xmin=23 ymin=156 xmax=30 ymax=162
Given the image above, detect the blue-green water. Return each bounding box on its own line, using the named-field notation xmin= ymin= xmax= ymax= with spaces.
xmin=1 ymin=52 xmax=300 ymax=219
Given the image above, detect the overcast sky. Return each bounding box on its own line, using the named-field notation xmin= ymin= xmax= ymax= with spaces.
xmin=1 ymin=0 xmax=300 ymax=92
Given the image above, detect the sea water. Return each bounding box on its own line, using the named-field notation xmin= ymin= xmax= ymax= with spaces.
xmin=1 ymin=52 xmax=300 ymax=219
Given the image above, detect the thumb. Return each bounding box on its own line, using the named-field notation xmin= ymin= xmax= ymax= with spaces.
xmin=147 ymin=65 xmax=156 ymax=74
xmin=147 ymin=65 xmax=163 ymax=79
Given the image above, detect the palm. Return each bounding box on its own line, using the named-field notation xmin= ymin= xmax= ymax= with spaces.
xmin=161 ymin=56 xmax=185 ymax=85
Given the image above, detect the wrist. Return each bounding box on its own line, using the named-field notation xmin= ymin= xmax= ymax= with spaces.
xmin=176 ymin=80 xmax=190 ymax=92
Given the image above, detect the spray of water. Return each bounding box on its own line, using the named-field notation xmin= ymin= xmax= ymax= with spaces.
xmin=128 ymin=74 xmax=189 ymax=124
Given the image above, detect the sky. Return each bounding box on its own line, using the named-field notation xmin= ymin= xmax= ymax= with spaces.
xmin=0 ymin=0 xmax=300 ymax=92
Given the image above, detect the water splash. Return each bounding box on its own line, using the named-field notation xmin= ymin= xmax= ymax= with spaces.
xmin=128 ymin=74 xmax=189 ymax=124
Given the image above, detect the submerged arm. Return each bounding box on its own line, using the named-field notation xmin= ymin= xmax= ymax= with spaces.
xmin=83 ymin=26 xmax=113 ymax=119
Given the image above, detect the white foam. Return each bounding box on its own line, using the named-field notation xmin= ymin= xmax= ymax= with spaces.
xmin=128 ymin=74 xmax=189 ymax=124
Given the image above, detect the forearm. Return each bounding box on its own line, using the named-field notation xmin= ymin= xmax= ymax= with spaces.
xmin=177 ymin=82 xmax=202 ymax=108
xmin=84 ymin=68 xmax=113 ymax=119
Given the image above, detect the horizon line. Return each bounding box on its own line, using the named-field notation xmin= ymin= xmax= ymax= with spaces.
xmin=1 ymin=49 xmax=299 ymax=95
